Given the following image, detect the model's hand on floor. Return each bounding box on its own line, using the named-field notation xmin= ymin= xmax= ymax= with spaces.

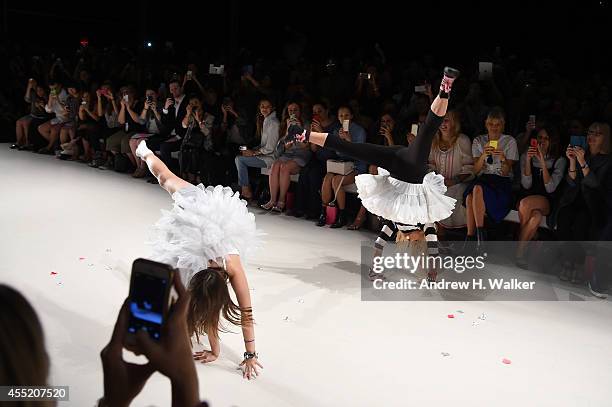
xmin=240 ymin=357 xmax=263 ymax=380
xmin=193 ymin=350 xmax=218 ymax=363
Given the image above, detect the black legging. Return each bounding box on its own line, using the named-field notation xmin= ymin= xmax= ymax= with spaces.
xmin=323 ymin=110 xmax=443 ymax=183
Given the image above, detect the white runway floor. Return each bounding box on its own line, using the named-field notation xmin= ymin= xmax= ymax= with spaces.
xmin=1 ymin=144 xmax=612 ymax=407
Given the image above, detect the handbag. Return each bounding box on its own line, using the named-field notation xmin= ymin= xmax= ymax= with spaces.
xmin=327 ymin=159 xmax=354 ymax=175
xmin=325 ymin=174 xmax=346 ymax=225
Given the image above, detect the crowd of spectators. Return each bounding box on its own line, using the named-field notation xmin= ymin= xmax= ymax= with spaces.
xmin=3 ymin=40 xmax=612 ymax=295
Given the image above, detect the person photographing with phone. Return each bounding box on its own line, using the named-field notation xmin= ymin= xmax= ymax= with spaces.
xmin=129 ymin=89 xmax=165 ymax=178
xmin=515 ymin=127 xmax=566 ymax=268
xmin=463 ymin=107 xmax=519 ymax=248
xmin=133 ymin=138 xmax=263 ymax=380
xmin=552 ymin=122 xmax=611 ymax=284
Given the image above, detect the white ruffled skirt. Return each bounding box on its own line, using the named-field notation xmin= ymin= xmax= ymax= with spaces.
xmin=355 ymin=169 xmax=457 ymax=225
xmin=147 ymin=185 xmax=261 ymax=282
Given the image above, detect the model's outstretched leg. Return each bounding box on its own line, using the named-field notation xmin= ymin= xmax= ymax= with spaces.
xmin=289 ymin=67 xmax=459 ymax=180
xmin=136 ymin=140 xmax=191 ymax=195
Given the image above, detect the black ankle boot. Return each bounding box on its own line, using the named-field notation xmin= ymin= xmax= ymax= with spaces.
xmin=316 ymin=207 xmax=327 ymax=227
xmin=330 ymin=209 xmax=347 ymax=229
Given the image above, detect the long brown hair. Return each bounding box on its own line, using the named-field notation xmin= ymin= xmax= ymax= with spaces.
xmin=432 ymin=110 xmax=461 ymax=150
xmin=187 ymin=268 xmax=253 ymax=342
xmin=0 ymin=285 xmax=51 ymax=406
xmin=279 ymin=101 xmax=301 ymax=138
xmin=255 ymin=98 xmax=274 ymax=140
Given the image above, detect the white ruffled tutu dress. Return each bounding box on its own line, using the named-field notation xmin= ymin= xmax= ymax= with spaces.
xmin=148 ymin=184 xmax=262 ymax=283
xmin=355 ymin=168 xmax=457 ymax=225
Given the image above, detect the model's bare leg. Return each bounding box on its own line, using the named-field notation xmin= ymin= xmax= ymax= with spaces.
xmin=136 ymin=140 xmax=191 ymax=195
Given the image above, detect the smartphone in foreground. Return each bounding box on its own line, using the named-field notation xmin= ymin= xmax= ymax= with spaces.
xmin=411 ymin=124 xmax=419 ymax=135
xmin=489 ymin=140 xmax=499 ymax=149
xmin=126 ymin=258 xmax=175 ymax=342
xmin=530 ymin=138 xmax=539 ymax=148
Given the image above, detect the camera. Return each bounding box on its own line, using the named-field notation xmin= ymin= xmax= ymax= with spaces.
xmin=146 ymin=95 xmax=153 ymax=104
xmin=209 ymin=64 xmax=225 ymax=75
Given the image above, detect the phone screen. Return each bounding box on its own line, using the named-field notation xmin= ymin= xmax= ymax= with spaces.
xmin=489 ymin=140 xmax=499 ymax=149
xmin=411 ymin=124 xmax=419 ymax=135
xmin=127 ymin=262 xmax=172 ymax=340
xmin=570 ymin=135 xmax=586 ymax=149
xmin=530 ymin=139 xmax=538 ymax=148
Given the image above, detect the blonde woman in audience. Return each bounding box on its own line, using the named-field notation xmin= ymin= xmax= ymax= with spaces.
xmin=428 ymin=110 xmax=474 ymax=236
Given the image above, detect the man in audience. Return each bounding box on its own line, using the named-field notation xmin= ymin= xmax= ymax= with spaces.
xmin=160 ymin=79 xmax=188 ymax=168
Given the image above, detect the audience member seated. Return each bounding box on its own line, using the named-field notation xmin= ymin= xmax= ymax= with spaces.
xmin=179 ymin=95 xmax=208 ymax=183
xmin=428 ymin=110 xmax=474 ymax=237
xmin=12 ymin=78 xmax=49 ymax=151
xmin=293 ymin=101 xmax=340 ymax=219
xmin=100 ymin=86 xmax=144 ymax=171
xmin=235 ymin=98 xmax=279 ymax=200
xmin=74 ymin=90 xmax=101 ymax=162
xmin=160 ymin=79 xmax=188 ymax=168
xmin=56 ymin=83 xmax=82 ymax=158
xmin=515 ymin=126 xmax=567 ymax=267
xmin=553 ymin=122 xmax=611 ymax=282
xmin=464 ymin=108 xmax=519 ymax=245
xmin=317 ymin=105 xmax=367 ymax=228
xmin=129 ymin=88 xmax=165 ymax=178
xmin=87 ymin=82 xmax=121 ymax=168
xmin=37 ymin=78 xmax=69 ymax=155
xmin=261 ymin=101 xmax=311 ymax=212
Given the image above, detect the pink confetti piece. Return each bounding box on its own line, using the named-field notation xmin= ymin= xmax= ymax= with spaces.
xmin=79 ymin=257 xmax=86 ymax=260
xmin=50 ymin=271 xmax=58 ymax=276
xmin=447 ymin=314 xmax=455 ymax=319
xmin=502 ymin=358 xmax=512 ymax=365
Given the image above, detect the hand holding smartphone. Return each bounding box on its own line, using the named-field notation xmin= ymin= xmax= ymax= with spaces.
xmin=570 ymin=135 xmax=586 ymax=150
xmin=342 ymin=119 xmax=350 ymax=132
xmin=126 ymin=259 xmax=175 ymax=344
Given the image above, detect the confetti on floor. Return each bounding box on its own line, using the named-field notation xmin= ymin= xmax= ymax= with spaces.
xmin=478 ymin=313 xmax=487 ymax=320
xmin=79 ymin=257 xmax=86 ymax=260
xmin=88 ymin=263 xmax=94 ymax=267
xmin=456 ymin=310 xmax=464 ymax=314
xmin=50 ymin=271 xmax=58 ymax=276
xmin=257 ymin=267 xmax=263 ymax=270
xmin=105 ymin=249 xmax=112 ymax=252
xmin=441 ymin=352 xmax=450 ymax=357
xmin=502 ymin=358 xmax=512 ymax=365
xmin=447 ymin=314 xmax=455 ymax=319
xmin=298 ymin=299 xmax=304 ymax=304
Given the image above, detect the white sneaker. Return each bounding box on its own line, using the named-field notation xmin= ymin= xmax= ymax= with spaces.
xmin=135 ymin=140 xmax=153 ymax=160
